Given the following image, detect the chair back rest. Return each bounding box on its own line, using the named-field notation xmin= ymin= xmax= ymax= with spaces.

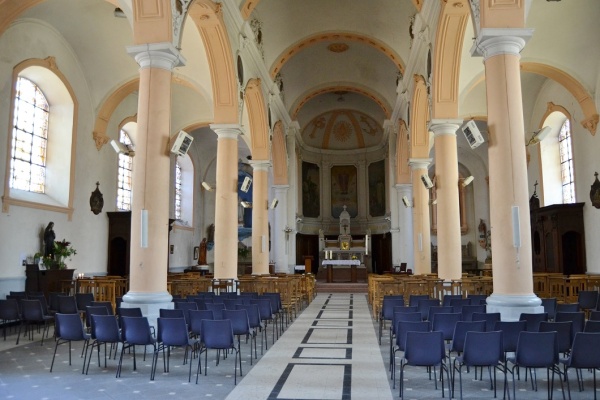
xmin=117 ymin=307 xmax=143 ymax=318
xmin=556 ymin=303 xmax=579 ymax=313
xmin=451 ymin=320 xmax=486 ymax=353
xmin=55 ymin=313 xmax=86 ymax=340
xmin=58 ymin=296 xmax=78 ymax=314
xmin=205 ymin=303 xmax=225 ymax=319
xmin=381 ymin=298 xmax=406 ymax=320
xmin=442 ymin=295 xmax=463 ymax=307
xmin=516 ymin=331 xmax=558 ymax=367
xmin=392 ymin=312 xmax=422 ymax=333
xmin=396 ymin=321 xmax=430 ymax=351
xmin=460 ymin=304 xmax=486 ymax=321
xmin=472 ymin=312 xmax=501 ymax=332
xmin=26 ymin=294 xmax=50 ymax=315
xmin=91 ymin=314 xmax=121 ymax=342
xmin=393 ymin=305 xmax=418 ymax=314
xmin=519 ymin=312 xmax=549 ymax=332
xmin=157 ymin=317 xmax=189 ymax=346
xmin=223 ymin=309 xmax=250 ymax=335
xmin=90 ymin=301 xmax=114 ymax=315
xmin=569 ymin=332 xmax=600 ymax=368
xmin=86 ymin=305 xmax=109 ymax=329
xmin=0 ymin=299 xmax=20 ymax=319
xmin=236 ymin=304 xmax=261 ymax=328
xmin=224 ymin=299 xmax=243 ymax=310
xmin=21 ymin=299 xmax=44 ymax=320
xmin=417 ymin=299 xmax=440 ymax=320
xmin=589 ymin=310 xmax=600 ymax=321
xmin=584 ymin=320 xmax=600 ymax=333
xmin=494 ymin=320 xmax=527 ymax=353
xmin=250 ymin=299 xmax=273 ymax=320
xmin=539 ymin=321 xmax=572 ymax=353
xmin=431 ymin=312 xmax=462 ymax=340
xmin=121 ymin=316 xmax=153 ymax=345
xmin=466 ymin=294 xmax=487 ymax=305
xmin=555 ymin=311 xmax=585 ymax=339
xmin=189 ymin=309 xmax=214 ymax=335
xmin=427 ymin=306 xmax=454 ymax=322
xmin=541 ymin=298 xmax=557 ymax=320
xmin=159 ymin=308 xmax=185 ymax=319
xmin=578 ymin=290 xmax=599 ymax=310
xmin=450 ymin=298 xmax=472 ymax=312
xmin=75 ymin=293 xmax=94 ymax=311
xmin=409 ymin=295 xmax=430 ymax=307
xmin=404 ymin=330 xmax=445 ymax=366
xmin=462 ymin=330 xmax=503 ymax=366
xmin=201 ymin=319 xmax=234 ymax=349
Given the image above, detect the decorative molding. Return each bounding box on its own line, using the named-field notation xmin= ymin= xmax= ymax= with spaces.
xmin=269 ymin=31 xmax=405 ymax=78
xmin=249 ymin=17 xmax=264 ymax=60
xmin=240 ymin=0 xmax=260 ymax=20
xmin=171 ymin=0 xmax=192 ymax=48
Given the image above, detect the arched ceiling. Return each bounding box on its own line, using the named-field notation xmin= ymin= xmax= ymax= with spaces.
xmin=253 ymin=0 xmax=414 ymax=151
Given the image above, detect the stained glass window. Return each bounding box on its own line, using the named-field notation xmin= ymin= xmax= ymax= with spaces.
xmin=558 ymin=119 xmax=575 ymax=204
xmin=10 ymin=77 xmax=49 ymax=193
xmin=117 ymin=130 xmax=133 ymax=210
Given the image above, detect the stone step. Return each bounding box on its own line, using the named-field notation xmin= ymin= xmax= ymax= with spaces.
xmin=315 ymin=282 xmax=368 ymax=293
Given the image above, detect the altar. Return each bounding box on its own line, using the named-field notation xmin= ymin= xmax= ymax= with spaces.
xmin=322 ymin=259 xmax=362 ymax=283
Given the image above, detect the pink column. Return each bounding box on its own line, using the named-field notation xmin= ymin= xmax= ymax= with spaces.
xmin=251 ymin=161 xmax=270 ymax=275
xmin=430 ymin=121 xmax=462 ymax=281
xmin=408 ymin=158 xmax=432 ymax=275
xmin=475 ymin=29 xmax=542 ymax=319
xmin=122 ymin=43 xmax=185 ymax=316
xmin=211 ymin=124 xmax=242 ymax=280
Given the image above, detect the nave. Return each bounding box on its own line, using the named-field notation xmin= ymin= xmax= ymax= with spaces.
xmin=2 ymin=293 xmax=599 ymax=399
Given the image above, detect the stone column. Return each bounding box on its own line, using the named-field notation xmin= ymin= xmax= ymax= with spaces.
xmin=429 ymin=121 xmax=462 ymax=281
xmin=272 ymin=185 xmax=289 ymax=273
xmin=394 ymin=184 xmax=414 ymax=270
xmin=408 ymin=158 xmax=432 ymax=275
xmin=211 ymin=124 xmax=242 ymax=280
xmin=286 ymin=124 xmax=299 ymax=272
xmin=251 ymin=160 xmax=270 ymax=275
xmin=474 ymin=28 xmax=542 ymax=319
xmin=122 ymin=43 xmax=185 ymax=319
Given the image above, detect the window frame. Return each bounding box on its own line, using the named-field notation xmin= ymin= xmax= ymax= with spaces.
xmin=2 ymin=57 xmax=77 ymax=219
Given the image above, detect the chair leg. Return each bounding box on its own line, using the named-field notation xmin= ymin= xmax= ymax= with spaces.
xmin=50 ymin=339 xmax=61 ymax=372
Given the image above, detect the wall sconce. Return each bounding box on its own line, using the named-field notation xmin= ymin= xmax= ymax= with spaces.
xmin=240 ymin=176 xmax=252 ymax=193
xmin=526 ymin=126 xmax=551 ymax=146
xmin=202 ymin=182 xmax=215 ymax=191
xmin=240 ymin=201 xmax=252 ymax=208
xmin=270 ymin=198 xmax=279 ymax=209
xmin=402 ymin=196 xmax=412 ymax=208
xmin=421 ymin=174 xmax=434 ymax=189
xmin=461 ymin=176 xmax=474 ymax=187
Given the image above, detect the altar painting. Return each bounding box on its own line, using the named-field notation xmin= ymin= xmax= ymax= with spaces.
xmin=302 ymin=162 xmax=320 ymax=218
xmin=368 ymin=160 xmax=386 ymax=217
xmin=331 ymin=165 xmax=357 ymax=218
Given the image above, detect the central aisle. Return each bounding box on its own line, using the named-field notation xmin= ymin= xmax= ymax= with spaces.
xmin=226 ymin=293 xmax=393 ymax=400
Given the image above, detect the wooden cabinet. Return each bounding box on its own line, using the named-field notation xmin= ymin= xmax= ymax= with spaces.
xmin=530 ymin=203 xmax=586 ymax=274
xmin=107 ymin=211 xmax=131 ymax=276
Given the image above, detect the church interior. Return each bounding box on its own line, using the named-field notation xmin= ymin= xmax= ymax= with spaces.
xmin=2 ymin=0 xmax=600 ymax=398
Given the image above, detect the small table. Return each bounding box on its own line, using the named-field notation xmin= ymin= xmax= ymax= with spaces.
xmin=322 ymin=260 xmax=361 ymax=283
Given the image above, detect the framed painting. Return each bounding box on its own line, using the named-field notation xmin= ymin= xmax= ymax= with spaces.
xmin=368 ymin=160 xmax=386 ymax=217
xmin=302 ymin=162 xmax=320 ymax=218
xmin=331 ymin=165 xmax=357 ymax=218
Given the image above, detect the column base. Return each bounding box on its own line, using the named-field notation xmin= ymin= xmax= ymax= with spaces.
xmin=121 ymin=291 xmax=173 ymax=327
xmin=486 ymin=293 xmax=543 ymax=321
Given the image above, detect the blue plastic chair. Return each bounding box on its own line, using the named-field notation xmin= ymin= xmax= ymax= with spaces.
xmin=442 ymin=294 xmax=463 ymax=307
xmin=18 ymin=299 xmax=54 ymax=345
xmin=560 ymin=332 xmax=600 ymax=400
xmin=0 ymin=299 xmax=20 ymax=341
xmin=431 ymin=313 xmax=462 ymax=342
xmin=223 ymin=308 xmax=256 ymax=364
xmin=205 ymin=302 xmax=226 ymax=320
xmin=452 ymin=330 xmax=504 ymax=399
xmin=584 ymin=320 xmax=600 ymax=333
xmin=541 ymin=298 xmax=557 ymax=321
xmin=399 ymin=330 xmax=450 ymax=398
xmin=472 ymin=312 xmax=501 ymax=332
xmin=118 ymin=316 xmax=157 ymax=379
xmin=539 ymin=321 xmax=572 ymax=356
xmin=506 ymin=331 xmax=564 ymax=399
xmin=417 ymin=298 xmax=440 ymax=321
xmin=466 ymin=294 xmax=487 ymax=305
xmin=555 ymin=311 xmax=585 ymax=344
xmin=236 ymin=303 xmax=265 ymax=356
xmin=448 ymin=320 xmax=486 ymax=359
xmin=409 ymin=294 xmax=430 ymax=307
xmin=519 ymin=312 xmax=548 ymax=332
xmin=379 ymin=296 xmax=406 ymax=344
xmin=460 ymin=304 xmax=486 ymax=321
xmin=250 ymin=298 xmax=276 ymax=347
xmin=174 ymin=301 xmax=198 ymax=327
xmin=155 ymin=317 xmax=197 ymax=382
xmin=390 ymin=320 xmax=430 ymax=385
xmin=50 ymin=313 xmax=90 ymax=373
xmin=196 ymin=319 xmax=241 ymax=384
xmin=556 ymin=303 xmax=579 ymax=313
xmin=86 ymin=314 xmax=122 ymax=373
xmin=428 ymin=306 xmax=454 ymax=322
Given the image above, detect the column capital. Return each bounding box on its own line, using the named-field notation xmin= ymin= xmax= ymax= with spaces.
xmin=471 ymin=28 xmax=534 ymax=60
xmin=395 ymin=183 xmax=412 ymax=195
xmin=250 ymin=160 xmax=271 ymax=171
xmin=210 ymin=124 xmax=242 ymax=140
xmin=273 ymin=184 xmax=290 ymax=191
xmin=408 ymin=158 xmax=432 ymax=170
xmin=429 ymin=119 xmax=462 ymax=137
xmin=127 ymin=42 xmax=186 ymax=71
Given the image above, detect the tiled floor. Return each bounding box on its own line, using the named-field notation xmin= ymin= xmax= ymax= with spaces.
xmin=1 ymin=294 xmax=598 ymax=399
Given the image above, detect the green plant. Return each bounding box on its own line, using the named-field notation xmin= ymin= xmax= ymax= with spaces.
xmin=43 ymin=239 xmax=77 ymax=269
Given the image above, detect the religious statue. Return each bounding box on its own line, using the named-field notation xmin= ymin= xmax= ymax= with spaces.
xmin=44 ymin=222 xmax=56 ymax=257
xmin=199 ymin=238 xmax=208 ymax=265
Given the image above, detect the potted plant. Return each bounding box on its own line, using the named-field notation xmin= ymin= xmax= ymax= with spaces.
xmin=44 ymin=239 xmax=77 ymax=270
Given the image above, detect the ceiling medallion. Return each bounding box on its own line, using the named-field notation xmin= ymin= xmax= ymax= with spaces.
xmin=327 ymin=43 xmax=349 ymax=53
xmin=332 ymin=121 xmax=353 ymax=142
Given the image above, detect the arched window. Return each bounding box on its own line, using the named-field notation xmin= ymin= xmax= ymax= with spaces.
xmin=174 ymin=161 xmax=182 ymax=220
xmin=174 ymin=154 xmax=194 ymax=227
xmin=3 ymin=58 xmax=77 ymax=218
xmin=10 ymin=77 xmax=49 ymax=193
xmin=558 ymin=119 xmax=575 ymax=203
xmin=117 ymin=129 xmax=134 ymax=211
